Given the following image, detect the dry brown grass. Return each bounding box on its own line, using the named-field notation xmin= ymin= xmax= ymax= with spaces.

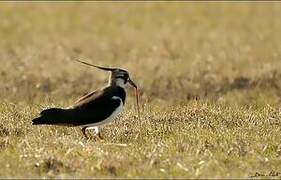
xmin=0 ymin=2 xmax=281 ymax=178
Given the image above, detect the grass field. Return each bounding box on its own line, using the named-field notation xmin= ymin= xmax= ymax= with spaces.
xmin=0 ymin=2 xmax=281 ymax=178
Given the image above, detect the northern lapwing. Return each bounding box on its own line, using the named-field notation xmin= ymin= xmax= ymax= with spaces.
xmin=32 ymin=59 xmax=140 ymax=139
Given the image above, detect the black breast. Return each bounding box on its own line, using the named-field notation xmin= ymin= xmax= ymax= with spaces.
xmin=113 ymin=86 xmax=126 ymax=104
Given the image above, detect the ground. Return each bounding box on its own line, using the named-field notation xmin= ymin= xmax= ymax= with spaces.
xmin=0 ymin=2 xmax=281 ymax=178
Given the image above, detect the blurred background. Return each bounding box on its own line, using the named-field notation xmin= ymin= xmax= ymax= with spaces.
xmin=0 ymin=2 xmax=281 ymax=108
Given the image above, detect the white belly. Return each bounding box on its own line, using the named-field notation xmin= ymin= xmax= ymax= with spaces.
xmin=82 ymin=96 xmax=123 ymax=127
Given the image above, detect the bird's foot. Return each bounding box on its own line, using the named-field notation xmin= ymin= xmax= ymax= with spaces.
xmin=97 ymin=132 xmax=104 ymax=141
xmin=81 ymin=127 xmax=89 ymax=139
xmin=82 ymin=126 xmax=104 ymax=141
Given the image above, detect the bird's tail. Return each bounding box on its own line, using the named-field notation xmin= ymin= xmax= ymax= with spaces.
xmin=32 ymin=108 xmax=72 ymax=125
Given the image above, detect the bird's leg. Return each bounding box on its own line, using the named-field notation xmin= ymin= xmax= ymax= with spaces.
xmin=81 ymin=127 xmax=88 ymax=139
xmin=84 ymin=126 xmax=103 ymax=140
xmin=94 ymin=126 xmax=103 ymax=139
xmin=87 ymin=126 xmax=102 ymax=140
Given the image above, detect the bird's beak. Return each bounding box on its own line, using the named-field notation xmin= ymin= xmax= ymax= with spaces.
xmin=75 ymin=59 xmax=115 ymax=71
xmin=128 ymin=78 xmax=140 ymax=121
xmin=128 ymin=78 xmax=137 ymax=89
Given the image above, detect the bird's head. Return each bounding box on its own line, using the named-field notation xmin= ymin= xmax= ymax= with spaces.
xmin=75 ymin=59 xmax=137 ymax=89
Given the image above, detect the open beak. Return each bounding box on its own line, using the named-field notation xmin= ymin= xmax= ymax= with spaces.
xmin=128 ymin=78 xmax=140 ymax=121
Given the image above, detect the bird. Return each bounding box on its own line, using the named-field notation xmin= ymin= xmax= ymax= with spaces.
xmin=32 ymin=59 xmax=140 ymax=139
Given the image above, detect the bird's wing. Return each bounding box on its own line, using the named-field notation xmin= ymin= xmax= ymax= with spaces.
xmin=33 ymin=94 xmax=121 ymax=126
xmin=73 ymin=88 xmax=104 ymax=107
xmin=68 ymin=86 xmax=122 ymax=126
xmin=33 ymin=86 xmax=124 ymax=126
